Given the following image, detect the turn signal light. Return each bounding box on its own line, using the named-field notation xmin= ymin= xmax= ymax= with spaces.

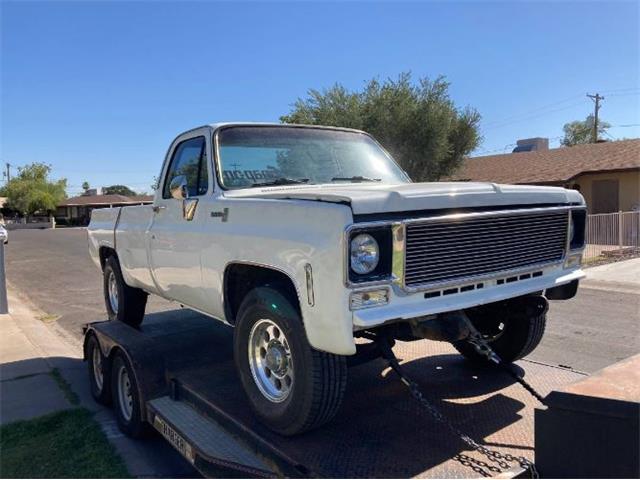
xmin=350 ymin=289 xmax=390 ymax=310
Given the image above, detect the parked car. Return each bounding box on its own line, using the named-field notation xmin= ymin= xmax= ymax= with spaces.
xmin=88 ymin=123 xmax=586 ymax=435
xmin=0 ymin=225 xmax=8 ymax=244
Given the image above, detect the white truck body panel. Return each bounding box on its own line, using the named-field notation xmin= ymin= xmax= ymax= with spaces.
xmin=224 ymin=181 xmax=585 ymax=214
xmin=87 ymin=123 xmax=586 ymax=356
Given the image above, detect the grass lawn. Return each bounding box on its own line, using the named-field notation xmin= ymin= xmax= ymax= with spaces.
xmin=0 ymin=408 xmax=129 ymax=478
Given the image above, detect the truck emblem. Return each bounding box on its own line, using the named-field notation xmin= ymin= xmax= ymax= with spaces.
xmin=211 ymin=208 xmax=229 ymax=222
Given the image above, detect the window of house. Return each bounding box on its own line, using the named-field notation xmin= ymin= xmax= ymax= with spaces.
xmin=162 ymin=136 xmax=209 ymax=199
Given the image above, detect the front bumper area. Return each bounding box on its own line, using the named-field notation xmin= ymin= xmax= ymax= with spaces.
xmin=352 ymin=265 xmax=584 ymax=329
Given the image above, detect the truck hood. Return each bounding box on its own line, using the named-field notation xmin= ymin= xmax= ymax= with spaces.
xmin=223 ymin=182 xmax=584 ymax=215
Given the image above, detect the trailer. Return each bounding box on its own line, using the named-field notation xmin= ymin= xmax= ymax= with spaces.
xmin=84 ymin=312 xmax=586 ymax=478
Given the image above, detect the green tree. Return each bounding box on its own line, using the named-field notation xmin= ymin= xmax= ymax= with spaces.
xmin=81 ymin=181 xmax=90 ymax=192
xmin=3 ymin=163 xmax=67 ymax=218
xmin=561 ymin=115 xmax=611 ymax=146
xmin=280 ymin=73 xmax=482 ymax=181
xmin=103 ymin=185 xmax=137 ymax=196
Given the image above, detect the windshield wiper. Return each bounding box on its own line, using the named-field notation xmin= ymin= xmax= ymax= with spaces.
xmin=331 ymin=176 xmax=382 ymax=183
xmin=251 ymin=177 xmax=310 ymax=187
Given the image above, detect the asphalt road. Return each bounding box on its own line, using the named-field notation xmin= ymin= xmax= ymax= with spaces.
xmin=5 ymin=228 xmax=640 ymax=374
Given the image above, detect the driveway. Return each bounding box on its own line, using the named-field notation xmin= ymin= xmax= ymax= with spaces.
xmin=581 ymin=257 xmax=640 ymax=294
xmin=5 ymin=228 xmax=640 ymax=373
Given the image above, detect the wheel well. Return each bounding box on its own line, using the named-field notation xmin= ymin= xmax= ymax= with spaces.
xmin=99 ymin=247 xmax=116 ymax=270
xmin=224 ymin=263 xmax=301 ymax=325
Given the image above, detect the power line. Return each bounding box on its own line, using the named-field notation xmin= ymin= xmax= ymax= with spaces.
xmin=482 ymin=94 xmax=584 ymax=128
xmin=606 ymin=93 xmax=640 ymax=98
xmin=600 ymin=87 xmax=640 ymax=95
xmin=483 ymin=100 xmax=587 ymax=131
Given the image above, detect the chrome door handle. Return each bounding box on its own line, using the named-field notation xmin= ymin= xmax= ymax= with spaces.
xmin=152 ymin=205 xmax=166 ymax=213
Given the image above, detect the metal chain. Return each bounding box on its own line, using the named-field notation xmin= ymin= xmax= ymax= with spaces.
xmin=466 ymin=329 xmax=547 ymax=405
xmin=379 ymin=338 xmax=540 ymax=478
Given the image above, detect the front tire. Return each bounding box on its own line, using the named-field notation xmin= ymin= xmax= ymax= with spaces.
xmin=103 ymin=255 xmax=147 ymax=328
xmin=234 ymin=287 xmax=347 ymax=436
xmin=454 ymin=295 xmax=548 ymax=364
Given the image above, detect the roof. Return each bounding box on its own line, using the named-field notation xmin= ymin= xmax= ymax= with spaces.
xmin=59 ymin=194 xmax=153 ymax=207
xmin=170 ymin=122 xmax=369 ymax=140
xmin=449 ymin=139 xmax=640 ymax=184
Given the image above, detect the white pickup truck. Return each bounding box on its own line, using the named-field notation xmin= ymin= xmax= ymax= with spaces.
xmin=88 ymin=123 xmax=586 ymax=435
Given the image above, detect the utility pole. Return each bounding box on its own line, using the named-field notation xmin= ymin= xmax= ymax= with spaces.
xmin=587 ymin=93 xmax=604 ymax=143
xmin=4 ymin=163 xmax=11 ymax=183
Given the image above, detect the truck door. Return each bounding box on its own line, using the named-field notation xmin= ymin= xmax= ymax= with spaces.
xmin=147 ymin=135 xmax=210 ymax=308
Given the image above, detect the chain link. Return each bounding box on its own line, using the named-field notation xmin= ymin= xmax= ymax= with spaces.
xmin=379 ymin=337 xmax=541 ymax=478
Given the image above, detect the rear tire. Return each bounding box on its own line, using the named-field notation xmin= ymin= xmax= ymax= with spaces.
xmin=111 ymin=352 xmax=149 ymax=438
xmin=234 ymin=287 xmax=347 ymax=436
xmin=86 ymin=334 xmax=111 ymax=405
xmin=454 ymin=296 xmax=548 ymax=364
xmin=103 ymin=255 xmax=147 ymax=328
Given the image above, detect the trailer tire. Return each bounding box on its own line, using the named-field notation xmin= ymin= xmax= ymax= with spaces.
xmin=111 ymin=352 xmax=149 ymax=438
xmin=86 ymin=334 xmax=111 ymax=405
xmin=104 ymin=255 xmax=147 ymax=328
xmin=234 ymin=287 xmax=347 ymax=436
xmin=453 ymin=296 xmax=548 ymax=364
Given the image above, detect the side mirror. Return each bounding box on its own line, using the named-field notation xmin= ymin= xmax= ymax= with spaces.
xmin=169 ymin=175 xmax=188 ymax=200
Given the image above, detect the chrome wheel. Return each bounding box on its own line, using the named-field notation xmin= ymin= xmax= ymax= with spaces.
xmin=117 ymin=365 xmax=133 ymax=421
xmin=92 ymin=346 xmax=104 ymax=391
xmin=108 ymin=270 xmax=119 ymax=314
xmin=248 ymin=319 xmax=294 ymax=403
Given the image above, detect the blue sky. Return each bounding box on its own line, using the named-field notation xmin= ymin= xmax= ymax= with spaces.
xmin=2 ymin=0 xmax=638 ymax=195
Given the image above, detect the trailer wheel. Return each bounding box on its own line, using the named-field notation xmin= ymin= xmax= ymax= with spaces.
xmin=454 ymin=296 xmax=548 ymax=364
xmin=86 ymin=334 xmax=111 ymax=405
xmin=234 ymin=287 xmax=347 ymax=436
xmin=103 ymin=255 xmax=147 ymax=328
xmin=111 ymin=352 xmax=149 ymax=438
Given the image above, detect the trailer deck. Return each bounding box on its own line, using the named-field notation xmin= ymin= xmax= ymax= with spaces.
xmin=87 ymin=312 xmax=586 ymax=478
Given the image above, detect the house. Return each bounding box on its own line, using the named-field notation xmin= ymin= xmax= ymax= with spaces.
xmin=449 ymin=139 xmax=640 ymax=213
xmin=56 ymin=194 xmax=153 ymax=226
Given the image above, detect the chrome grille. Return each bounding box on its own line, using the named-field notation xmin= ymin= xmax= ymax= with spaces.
xmin=403 ymin=209 xmax=569 ymax=288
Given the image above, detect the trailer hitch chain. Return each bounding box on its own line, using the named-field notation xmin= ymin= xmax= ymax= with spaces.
xmin=377 ymin=334 xmax=542 ymax=478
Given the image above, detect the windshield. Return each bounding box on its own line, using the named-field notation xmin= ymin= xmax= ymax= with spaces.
xmin=216 ymin=126 xmax=410 ymax=189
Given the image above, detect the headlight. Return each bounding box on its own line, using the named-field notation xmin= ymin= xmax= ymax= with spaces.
xmin=350 ymin=234 xmax=379 ymax=274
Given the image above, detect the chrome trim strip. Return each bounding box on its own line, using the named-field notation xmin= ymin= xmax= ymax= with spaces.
xmin=391 ymin=223 xmax=405 ymax=288
xmin=402 ymin=205 xmax=571 ymax=225
xmin=304 ymin=263 xmax=315 ymax=306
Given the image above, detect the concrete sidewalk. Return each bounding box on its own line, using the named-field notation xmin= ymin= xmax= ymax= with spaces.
xmin=0 ymin=288 xmax=196 ymax=478
xmin=582 ymin=257 xmax=640 ymax=294
xmin=1 ymin=303 xmax=73 ymax=423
